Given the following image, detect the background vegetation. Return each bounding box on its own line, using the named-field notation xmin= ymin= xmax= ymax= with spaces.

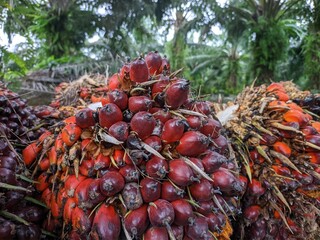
xmin=1 ymin=0 xmax=319 ymax=95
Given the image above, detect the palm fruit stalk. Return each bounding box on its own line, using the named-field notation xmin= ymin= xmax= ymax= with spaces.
xmin=0 ymin=82 xmax=51 ymax=239
xmin=218 ymin=81 xmax=320 ymax=239
xmin=26 ymin=51 xmax=244 ymax=239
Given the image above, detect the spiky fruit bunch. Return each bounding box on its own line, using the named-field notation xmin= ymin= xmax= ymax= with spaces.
xmin=0 ymin=82 xmax=49 ymax=239
xmin=220 ymin=82 xmax=320 ymax=239
xmin=26 ymin=53 xmax=243 ymax=239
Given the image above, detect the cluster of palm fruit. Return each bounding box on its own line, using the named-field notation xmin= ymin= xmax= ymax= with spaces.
xmin=26 ymin=52 xmax=244 ymax=239
xmin=0 ymin=83 xmax=49 ymax=239
xmin=219 ymin=81 xmax=320 ymax=239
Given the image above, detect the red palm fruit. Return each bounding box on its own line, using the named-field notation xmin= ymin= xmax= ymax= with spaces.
xmin=186 ymin=216 xmax=210 ymax=239
xmin=100 ymin=171 xmax=125 ymax=197
xmin=212 ymin=134 xmax=228 ymax=155
xmin=176 ymin=131 xmax=209 ymax=157
xmin=99 ymin=103 xmax=123 ymax=128
xmin=189 ymin=179 xmax=213 ymax=201
xmin=192 ymin=101 xmax=212 ymax=116
xmin=248 ymin=178 xmax=266 ymax=197
xmin=151 ymin=76 xmax=170 ymax=97
xmin=160 ymin=55 xmax=171 ymax=73
xmin=302 ymin=126 xmax=318 ymax=136
xmin=283 ymin=109 xmax=309 ymax=127
xmin=128 ymin=96 xmax=153 ymax=113
xmin=48 ymin=146 xmax=58 ymax=172
xmin=79 ymin=158 xmax=96 ymax=177
xmin=122 ymin=182 xmax=143 ymax=210
xmin=273 ymin=141 xmax=291 ymax=158
xmin=161 ymin=119 xmax=185 ymax=143
xmin=305 ymin=134 xmax=320 ymax=151
xmin=130 ymin=57 xmax=149 ymax=83
xmin=272 ymin=165 xmax=291 ymax=177
xmin=171 ymin=199 xmax=194 ymax=226
xmin=161 ymin=181 xmax=185 ymax=201
xmin=143 ymin=227 xmax=169 ymax=240
xmin=112 ymin=149 xmax=125 ymax=167
xmin=35 ymin=172 xmax=50 ymax=192
xmin=120 ymin=62 xmax=131 ymax=81
xmin=79 ymin=87 xmax=90 ymax=99
xmin=168 ymin=158 xmax=196 ymax=187
xmin=23 ymin=142 xmax=42 ymax=166
xmin=146 ymin=51 xmax=162 ymax=75
xmin=38 ymin=157 xmax=50 ymax=171
xmin=287 ymin=102 xmax=304 ymax=112
xmin=124 ymin=204 xmax=149 ymax=237
xmin=199 ymin=118 xmax=222 ymax=138
xmin=165 ymin=79 xmax=189 ymax=109
xmin=292 ymin=171 xmax=313 ymax=185
xmin=108 ymin=73 xmax=121 ymax=90
xmin=206 ymin=212 xmax=226 ymax=233
xmin=267 ymin=82 xmax=285 ymax=92
xmin=186 ymin=115 xmax=202 ymax=130
xmin=94 ymin=153 xmax=110 ymax=171
xmin=72 ymin=207 xmax=92 ymax=234
xmin=211 ymin=168 xmax=243 ymax=197
xmin=51 ymin=193 xmax=61 ymax=218
xmin=249 ymin=149 xmax=265 ymax=164
xmin=57 ymin=188 xmax=68 ymax=212
xmin=272 ymin=90 xmax=289 ymax=101
xmin=64 ymin=197 xmax=76 ymax=223
xmin=150 ymin=107 xmax=171 ymax=123
xmin=140 ymin=178 xmax=161 ymax=203
xmin=0 ymin=168 xmax=16 ymax=185
xmin=106 ymin=89 xmax=128 ymax=110
xmin=144 ymin=136 xmax=163 ymax=151
xmin=86 ymin=178 xmax=105 ymax=206
xmin=131 ymin=111 xmax=156 ymax=139
xmin=64 ymin=174 xmax=87 ymax=198
xmin=202 ymin=150 xmax=228 ymax=174
xmin=64 ymin=116 xmax=77 ymax=124
xmin=38 ymin=130 xmax=52 ymax=143
xmin=146 ymin=156 xmax=168 ymax=179
xmin=244 ymin=205 xmax=261 ymax=223
xmin=307 ymin=152 xmax=320 ymax=164
xmin=75 ymin=108 xmax=96 ymax=128
xmin=148 ymin=199 xmax=174 ymax=227
xmin=109 ymin=121 xmax=129 ymax=141
xmin=55 ymin=133 xmax=65 ymax=155
xmin=311 ymin=121 xmax=320 ymax=133
xmin=61 ymin=123 xmax=82 ymax=147
xmin=119 ymin=165 xmax=140 ymax=182
xmin=75 ymin=178 xmax=94 ymax=209
xmin=41 ymin=188 xmax=52 ymax=207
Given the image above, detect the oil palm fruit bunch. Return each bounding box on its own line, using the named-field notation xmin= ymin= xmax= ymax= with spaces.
xmin=0 ymin=82 xmax=50 ymax=239
xmin=219 ymin=82 xmax=320 ymax=239
xmin=26 ymin=52 xmax=244 ymax=240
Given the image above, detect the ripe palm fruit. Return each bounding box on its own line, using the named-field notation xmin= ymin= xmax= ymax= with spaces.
xmin=0 ymin=83 xmax=48 ymax=239
xmin=27 ymin=52 xmax=241 ymax=239
xmin=219 ymin=81 xmax=320 ymax=239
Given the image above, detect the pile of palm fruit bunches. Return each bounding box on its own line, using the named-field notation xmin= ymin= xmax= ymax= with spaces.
xmin=0 ymin=82 xmax=55 ymax=239
xmin=1 ymin=51 xmax=318 ymax=240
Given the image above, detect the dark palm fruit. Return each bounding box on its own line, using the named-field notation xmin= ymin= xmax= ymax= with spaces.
xmin=75 ymin=108 xmax=96 ymax=128
xmin=196 ymin=201 xmax=215 ymax=215
xmin=144 ymin=136 xmax=163 ymax=151
xmin=159 ymin=55 xmax=171 ymax=74
xmin=186 ymin=216 xmax=210 ymax=240
xmin=99 ymin=103 xmax=123 ymax=128
xmin=128 ymin=96 xmax=153 ymax=113
xmin=248 ymin=178 xmax=266 ymax=197
xmin=211 ymin=135 xmax=228 ymax=155
xmin=200 ymin=118 xmax=222 ymax=138
xmin=249 ymin=219 xmax=267 ymax=240
xmin=129 ymin=57 xmax=149 ymax=83
xmin=74 ymin=178 xmax=94 ymax=209
xmin=146 ymin=156 xmax=168 ymax=179
xmin=146 ymin=51 xmax=163 ymax=75
xmin=14 ymin=206 xmax=44 ymax=223
xmin=168 ymin=158 xmax=196 ymax=187
xmin=140 ymin=178 xmax=161 ymax=203
xmin=161 ymin=181 xmax=185 ymax=201
xmin=201 ymin=150 xmax=228 ymax=174
xmin=0 ymin=167 xmax=17 ymax=185
xmin=171 ymin=225 xmax=183 ymax=240
xmin=108 ymin=121 xmax=129 ymax=141
xmin=206 ymin=212 xmax=226 ymax=233
xmin=90 ymin=204 xmax=120 ymax=240
xmin=176 ymin=131 xmax=209 ymax=157
xmin=165 ymin=79 xmax=189 ymax=109
xmin=244 ymin=205 xmax=262 ymax=223
xmin=87 ymin=178 xmax=106 ymax=206
xmin=171 ymin=199 xmax=194 ymax=226
xmin=0 ymin=217 xmax=15 ymax=239
xmin=189 ymin=178 xmax=213 ymax=201
xmin=72 ymin=207 xmax=92 ymax=234
xmin=107 ymin=89 xmax=128 ymax=110
xmin=122 ymin=182 xmax=143 ymax=210
xmin=124 ymin=204 xmax=149 ymax=237
xmin=161 ymin=119 xmax=185 ymax=143
xmin=100 ymin=171 xmax=125 ymax=197
xmin=123 ymin=109 xmax=134 ymax=122
xmin=143 ymin=227 xmax=169 ymax=240
xmin=130 ymin=111 xmax=156 ymax=140
xmin=119 ymin=165 xmax=140 ymax=182
xmin=211 ymin=168 xmax=243 ymax=197
xmin=64 ymin=174 xmax=87 ymax=198
xmin=292 ymin=171 xmax=313 ymax=185
xmin=0 ymin=156 xmax=17 ymax=171
xmin=5 ymin=191 xmax=26 ymax=209
xmin=148 ymin=199 xmax=175 ymax=227
xmin=15 ymin=224 xmax=41 ymax=240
